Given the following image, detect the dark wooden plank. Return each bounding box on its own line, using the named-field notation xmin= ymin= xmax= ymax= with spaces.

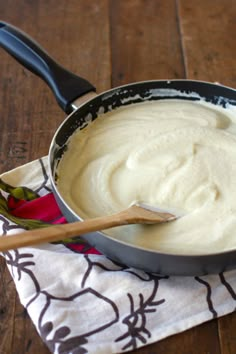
xmin=110 ymin=0 xmax=185 ymax=87
xmin=218 ymin=312 xmax=236 ymax=354
xmin=178 ymin=1 xmax=236 ymax=354
xmin=129 ymin=321 xmax=221 ymax=354
xmin=0 ymin=1 xmax=111 ymax=353
xmin=0 ymin=255 xmax=48 ymax=354
xmin=0 ymin=131 xmax=60 ymax=171
xmin=0 ymin=256 xmax=15 ymax=354
xmin=178 ymin=0 xmax=236 ymax=87
xmin=13 ymin=299 xmax=49 ymax=354
xmin=0 ymin=0 xmax=110 ymax=141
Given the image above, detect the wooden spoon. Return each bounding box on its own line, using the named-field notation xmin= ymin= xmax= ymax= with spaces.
xmin=0 ymin=203 xmax=176 ymax=252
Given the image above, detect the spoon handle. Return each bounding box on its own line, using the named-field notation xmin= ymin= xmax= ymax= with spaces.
xmin=0 ymin=204 xmax=175 ymax=252
xmin=0 ymin=211 xmax=130 ymax=252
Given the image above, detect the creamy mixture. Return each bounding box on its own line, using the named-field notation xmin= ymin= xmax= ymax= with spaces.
xmin=57 ymin=99 xmax=236 ymax=254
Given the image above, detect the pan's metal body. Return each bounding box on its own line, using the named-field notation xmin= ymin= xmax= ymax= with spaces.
xmin=49 ymin=80 xmax=236 ymax=275
xmin=1 ymin=22 xmax=236 ymax=275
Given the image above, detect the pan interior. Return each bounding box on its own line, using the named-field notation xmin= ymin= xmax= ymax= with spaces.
xmin=49 ymin=80 xmax=236 ymax=257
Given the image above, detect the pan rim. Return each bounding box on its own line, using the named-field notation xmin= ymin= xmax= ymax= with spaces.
xmin=48 ymin=78 xmax=236 ymax=260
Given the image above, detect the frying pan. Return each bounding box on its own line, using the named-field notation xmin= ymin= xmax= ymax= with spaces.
xmin=1 ymin=22 xmax=236 ymax=276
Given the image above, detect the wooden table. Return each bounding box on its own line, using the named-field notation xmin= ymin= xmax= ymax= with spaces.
xmin=0 ymin=1 xmax=236 ymax=353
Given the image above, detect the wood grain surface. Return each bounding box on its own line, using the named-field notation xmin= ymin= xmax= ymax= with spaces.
xmin=0 ymin=1 xmax=235 ymax=353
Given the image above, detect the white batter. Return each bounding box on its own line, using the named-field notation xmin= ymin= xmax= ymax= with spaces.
xmin=57 ymin=99 xmax=236 ymax=254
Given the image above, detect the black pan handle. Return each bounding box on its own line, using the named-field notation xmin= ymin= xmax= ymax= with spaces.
xmin=0 ymin=22 xmax=96 ymax=113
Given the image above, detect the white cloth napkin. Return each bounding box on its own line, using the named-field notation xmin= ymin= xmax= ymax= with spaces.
xmin=1 ymin=157 xmax=236 ymax=354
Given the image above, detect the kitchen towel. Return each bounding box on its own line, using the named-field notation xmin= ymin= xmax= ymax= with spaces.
xmin=0 ymin=156 xmax=236 ymax=354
